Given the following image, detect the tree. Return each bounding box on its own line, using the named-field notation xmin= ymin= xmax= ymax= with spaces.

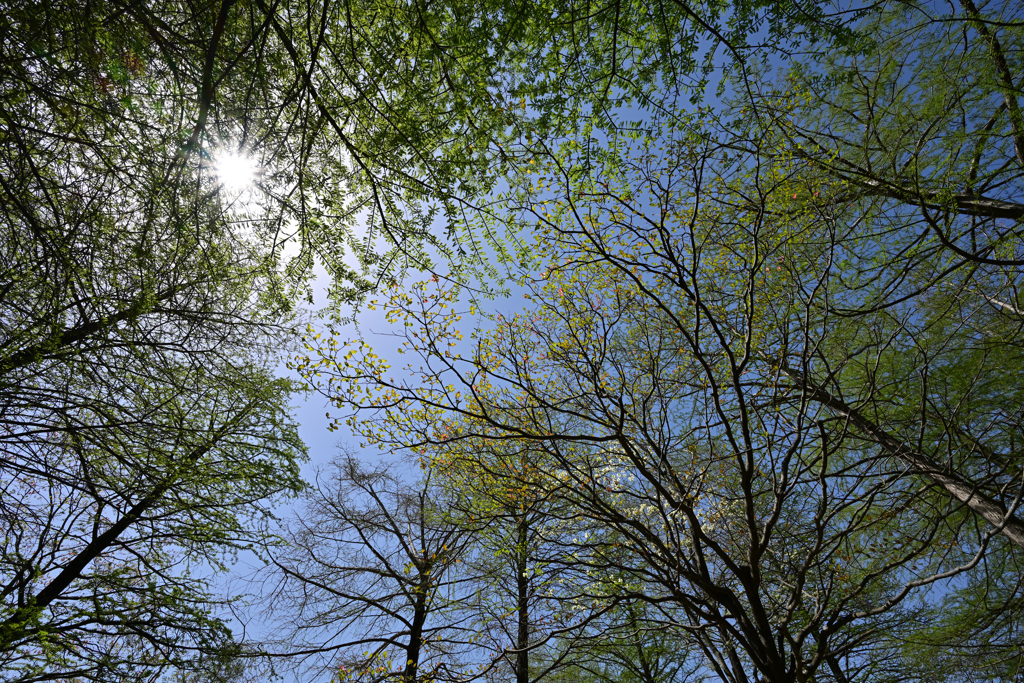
xmin=896 ymin=546 xmax=1024 ymax=682
xmin=731 ymin=7 xmax=1024 ymax=671
xmin=1 ymin=3 xmax=310 ymax=678
xmin=262 ymin=454 xmax=474 ymax=683
xmin=750 ymin=0 xmax=1024 ymax=273
xmin=429 ymin=436 xmax=592 ymax=683
xmin=736 ymin=0 xmax=1024 ymax=383
xmin=0 ymin=138 xmax=304 ymax=674
xmin=8 ymin=0 xmax=878 ymax=298
xmin=731 ymin=0 xmax=1024 ymax=548
xmin=11 ymin=0 xmax=1017 ymax=679
xmin=0 ymin=356 xmax=304 ymax=680
xmin=296 ymin=99 xmax=1023 ymax=681
xmin=574 ymin=602 xmax=708 ymax=683
xmin=0 ymin=0 xmax=860 ymax=678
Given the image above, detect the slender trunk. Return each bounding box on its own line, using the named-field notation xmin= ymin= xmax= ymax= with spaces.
xmin=515 ymin=517 xmax=530 ymax=683
xmin=404 ymin=569 xmax=430 ymax=683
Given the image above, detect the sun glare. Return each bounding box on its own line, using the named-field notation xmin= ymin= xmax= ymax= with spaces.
xmin=214 ymin=150 xmax=258 ymax=192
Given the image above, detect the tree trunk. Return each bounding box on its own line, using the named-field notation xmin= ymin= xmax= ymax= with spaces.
xmin=782 ymin=366 xmax=1024 ymax=548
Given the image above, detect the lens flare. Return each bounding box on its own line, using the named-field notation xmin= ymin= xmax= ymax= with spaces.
xmin=214 ymin=151 xmax=258 ymax=192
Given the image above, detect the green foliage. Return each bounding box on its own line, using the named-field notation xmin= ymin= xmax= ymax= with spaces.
xmin=8 ymin=0 xmax=1024 ymax=680
xmin=1 ymin=1 xmax=307 ymax=679
xmin=296 ymin=18 xmax=1024 ymax=672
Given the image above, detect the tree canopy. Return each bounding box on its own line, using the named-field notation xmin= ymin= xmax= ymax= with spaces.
xmin=4 ymin=0 xmax=1024 ymax=680
xmin=291 ymin=0 xmax=1024 ymax=680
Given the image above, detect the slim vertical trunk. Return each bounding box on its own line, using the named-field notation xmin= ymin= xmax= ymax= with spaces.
xmin=403 ymin=568 xmax=430 ymax=683
xmin=515 ymin=517 xmax=530 ymax=683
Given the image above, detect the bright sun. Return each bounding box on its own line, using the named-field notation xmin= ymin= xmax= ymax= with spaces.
xmin=214 ymin=150 xmax=258 ymax=192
